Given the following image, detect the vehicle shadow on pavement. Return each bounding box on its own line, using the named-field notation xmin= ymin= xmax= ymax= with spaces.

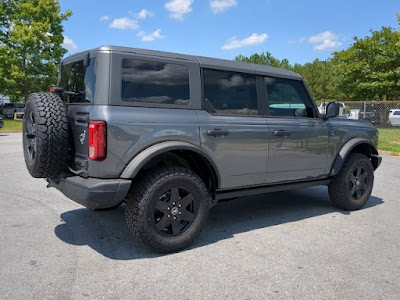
xmin=195 ymin=186 xmax=382 ymax=249
xmin=54 ymin=186 xmax=383 ymax=260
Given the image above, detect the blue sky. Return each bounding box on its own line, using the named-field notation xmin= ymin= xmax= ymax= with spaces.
xmin=59 ymin=0 xmax=399 ymax=64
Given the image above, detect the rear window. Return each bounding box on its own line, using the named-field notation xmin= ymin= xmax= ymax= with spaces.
xmin=395 ymin=111 xmax=400 ymax=115
xmin=58 ymin=58 xmax=96 ymax=103
xmin=121 ymin=59 xmax=190 ymax=105
xmin=203 ymin=69 xmax=258 ymax=115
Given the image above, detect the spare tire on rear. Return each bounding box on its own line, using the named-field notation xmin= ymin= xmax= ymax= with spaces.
xmin=23 ymin=93 xmax=70 ymax=178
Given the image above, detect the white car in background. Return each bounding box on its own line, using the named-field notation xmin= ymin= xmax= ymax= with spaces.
xmin=389 ymin=109 xmax=400 ymax=126
xmin=319 ymin=102 xmax=347 ymax=118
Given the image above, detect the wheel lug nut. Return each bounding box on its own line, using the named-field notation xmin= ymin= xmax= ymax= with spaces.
xmin=178 ymin=204 xmax=181 ymax=208
xmin=172 ymin=202 xmax=176 ymax=206
xmin=167 ymin=215 xmax=171 ymax=218
xmin=167 ymin=207 xmax=170 ymax=210
xmin=173 ymin=217 xmax=177 ymax=220
xmin=179 ymin=212 xmax=182 ymax=215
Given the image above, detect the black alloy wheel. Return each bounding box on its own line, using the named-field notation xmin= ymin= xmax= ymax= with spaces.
xmin=125 ymin=166 xmax=209 ymax=253
xmin=348 ymin=166 xmax=368 ymax=200
xmin=328 ymin=153 xmax=374 ymax=211
xmin=25 ymin=111 xmax=37 ymax=162
xmin=153 ymin=187 xmax=197 ymax=236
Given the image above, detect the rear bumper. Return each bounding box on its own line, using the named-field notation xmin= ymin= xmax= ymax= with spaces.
xmin=48 ymin=176 xmax=131 ymax=209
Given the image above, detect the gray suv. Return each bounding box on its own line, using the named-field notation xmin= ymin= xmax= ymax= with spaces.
xmin=22 ymin=46 xmax=381 ymax=253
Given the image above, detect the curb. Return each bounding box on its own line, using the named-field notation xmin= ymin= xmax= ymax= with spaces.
xmin=0 ymin=130 xmax=22 ymax=133
xmin=379 ymin=150 xmax=400 ymax=157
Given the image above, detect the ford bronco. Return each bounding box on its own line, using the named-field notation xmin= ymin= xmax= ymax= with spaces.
xmin=22 ymin=46 xmax=382 ymax=253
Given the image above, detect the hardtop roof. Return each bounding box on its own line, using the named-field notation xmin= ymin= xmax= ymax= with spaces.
xmin=63 ymin=45 xmax=302 ymax=80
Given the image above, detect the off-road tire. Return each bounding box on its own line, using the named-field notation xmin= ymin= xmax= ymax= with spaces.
xmin=328 ymin=153 xmax=374 ymax=210
xmin=125 ymin=166 xmax=209 ymax=253
xmin=23 ymin=93 xmax=70 ymax=178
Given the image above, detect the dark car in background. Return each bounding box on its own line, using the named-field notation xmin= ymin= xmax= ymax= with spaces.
xmin=348 ymin=103 xmax=383 ymax=125
xmin=2 ymin=103 xmax=25 ymax=119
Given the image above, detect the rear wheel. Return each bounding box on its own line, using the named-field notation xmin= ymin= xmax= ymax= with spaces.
xmin=328 ymin=153 xmax=374 ymax=210
xmin=125 ymin=166 xmax=209 ymax=253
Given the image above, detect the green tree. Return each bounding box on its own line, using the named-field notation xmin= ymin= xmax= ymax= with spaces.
xmin=292 ymin=59 xmax=341 ymax=102
xmin=332 ymin=24 xmax=400 ymax=101
xmin=235 ymin=52 xmax=287 ymax=68
xmin=0 ymin=0 xmax=72 ymax=102
xmin=235 ymin=52 xmax=340 ymax=102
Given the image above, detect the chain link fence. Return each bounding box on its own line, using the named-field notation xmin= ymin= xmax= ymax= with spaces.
xmin=341 ymin=101 xmax=400 ymax=152
xmin=341 ymin=101 xmax=400 ymax=128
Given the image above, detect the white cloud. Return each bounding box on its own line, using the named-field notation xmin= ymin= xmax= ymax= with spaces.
xmin=308 ymin=31 xmax=342 ymax=50
xmin=136 ymin=9 xmax=154 ymax=20
xmin=165 ymin=0 xmax=193 ymax=20
xmin=109 ymin=17 xmax=139 ymax=30
xmin=210 ymin=0 xmax=237 ymax=14
xmin=221 ymin=33 xmax=268 ymax=50
xmin=288 ymin=37 xmax=306 ymax=45
xmin=62 ymin=36 xmax=77 ymax=51
xmin=100 ymin=15 xmax=109 ymax=22
xmin=138 ymin=29 xmax=164 ymax=42
xmin=289 ymin=31 xmax=343 ymax=51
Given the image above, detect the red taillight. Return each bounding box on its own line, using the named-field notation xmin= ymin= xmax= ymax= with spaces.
xmin=49 ymin=87 xmax=56 ymax=93
xmin=88 ymin=121 xmax=107 ymax=161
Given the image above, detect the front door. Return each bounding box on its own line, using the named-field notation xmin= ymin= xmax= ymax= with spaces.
xmin=263 ymin=77 xmax=328 ymax=183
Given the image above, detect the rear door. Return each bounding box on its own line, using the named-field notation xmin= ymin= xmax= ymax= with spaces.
xmin=198 ymin=69 xmax=269 ymax=189
xmin=263 ymin=77 xmax=329 ymax=183
xmin=58 ymin=54 xmax=97 ymax=171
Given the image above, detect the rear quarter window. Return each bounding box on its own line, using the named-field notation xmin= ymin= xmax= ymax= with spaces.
xmin=121 ymin=59 xmax=190 ymax=105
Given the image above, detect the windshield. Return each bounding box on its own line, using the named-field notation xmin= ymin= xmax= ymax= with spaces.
xmin=58 ymin=58 xmax=96 ymax=103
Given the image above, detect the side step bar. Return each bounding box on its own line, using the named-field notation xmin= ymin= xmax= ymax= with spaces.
xmin=215 ymin=178 xmax=331 ymax=200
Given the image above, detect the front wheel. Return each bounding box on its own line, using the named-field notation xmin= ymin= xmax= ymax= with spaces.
xmin=125 ymin=166 xmax=209 ymax=253
xmin=328 ymin=153 xmax=374 ymax=210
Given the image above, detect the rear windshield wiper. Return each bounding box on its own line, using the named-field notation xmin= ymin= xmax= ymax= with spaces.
xmin=63 ymin=91 xmax=90 ymax=103
xmin=50 ymin=87 xmax=89 ymax=103
xmin=63 ymin=91 xmax=85 ymax=97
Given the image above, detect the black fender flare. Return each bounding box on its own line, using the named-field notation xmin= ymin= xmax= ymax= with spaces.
xmin=120 ymin=141 xmax=221 ymax=187
xmin=330 ymin=138 xmax=379 ymax=176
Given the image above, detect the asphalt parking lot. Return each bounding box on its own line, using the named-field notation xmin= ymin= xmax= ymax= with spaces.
xmin=0 ymin=132 xmax=399 ymax=300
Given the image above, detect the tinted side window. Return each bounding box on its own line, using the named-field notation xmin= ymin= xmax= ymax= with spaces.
xmin=265 ymin=77 xmax=315 ymax=118
xmin=203 ymin=69 xmax=258 ymax=115
xmin=121 ymin=59 xmax=190 ymax=105
xmin=59 ymin=58 xmax=96 ymax=103
xmin=394 ymin=111 xmax=400 ymax=116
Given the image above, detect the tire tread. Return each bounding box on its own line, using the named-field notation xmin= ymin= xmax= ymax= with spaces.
xmin=328 ymin=153 xmax=374 ymax=210
xmin=125 ymin=166 xmax=209 ymax=253
xmin=23 ymin=93 xmax=70 ymax=178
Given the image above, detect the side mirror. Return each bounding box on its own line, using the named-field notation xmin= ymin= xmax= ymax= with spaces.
xmin=325 ymin=102 xmax=340 ymax=119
